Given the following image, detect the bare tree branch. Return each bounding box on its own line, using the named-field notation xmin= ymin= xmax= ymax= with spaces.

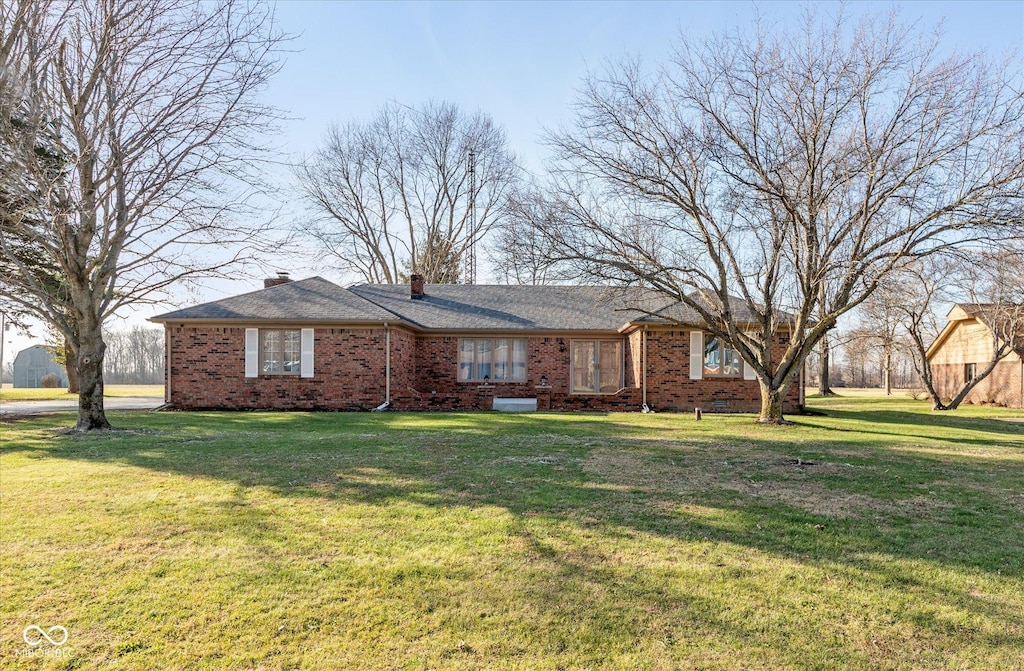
xmin=0 ymin=0 xmax=287 ymax=430
xmin=536 ymin=8 xmax=1024 ymax=422
xmin=294 ymin=100 xmax=521 ymax=284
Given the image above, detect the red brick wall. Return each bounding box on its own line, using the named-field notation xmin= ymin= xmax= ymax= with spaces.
xmin=394 ymin=335 xmax=641 ymax=411
xmin=167 ymin=326 xmax=388 ymax=410
xmin=931 ymin=360 xmax=1023 ymax=408
xmin=166 ymin=325 xmax=803 ymax=413
xmin=638 ymin=329 xmax=802 ymax=414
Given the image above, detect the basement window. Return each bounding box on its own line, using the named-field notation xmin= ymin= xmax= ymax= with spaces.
xmin=261 ymin=329 xmax=300 ymax=374
xmin=458 ymin=338 xmax=527 ymax=382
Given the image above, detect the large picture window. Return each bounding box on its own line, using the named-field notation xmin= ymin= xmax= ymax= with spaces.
xmin=458 ymin=338 xmax=527 ymax=382
xmin=262 ymin=329 xmax=300 ymax=374
xmin=703 ymin=334 xmax=741 ymax=377
xmin=571 ymin=339 xmax=623 ymax=393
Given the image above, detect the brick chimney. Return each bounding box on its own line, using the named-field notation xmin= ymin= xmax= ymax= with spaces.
xmin=410 ymin=274 xmax=425 ymax=299
xmin=264 ymin=272 xmax=293 ymax=288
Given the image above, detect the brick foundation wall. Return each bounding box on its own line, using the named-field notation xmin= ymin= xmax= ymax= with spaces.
xmin=931 ymin=361 xmax=1023 ymax=408
xmin=166 ymin=325 xmax=803 ymax=414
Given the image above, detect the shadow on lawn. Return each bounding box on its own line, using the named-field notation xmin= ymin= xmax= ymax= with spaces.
xmin=805 ymin=407 xmax=1024 ymax=447
xmin=5 ymin=408 xmax=1024 ymax=663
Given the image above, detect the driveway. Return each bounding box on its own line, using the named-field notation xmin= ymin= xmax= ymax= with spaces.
xmin=0 ymin=397 xmax=165 ymax=416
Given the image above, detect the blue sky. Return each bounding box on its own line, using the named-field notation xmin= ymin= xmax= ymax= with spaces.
xmin=266 ymin=0 xmax=1024 ymax=175
xmin=3 ymin=0 xmax=1023 ymax=357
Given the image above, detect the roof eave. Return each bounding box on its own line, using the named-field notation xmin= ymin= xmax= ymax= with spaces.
xmin=148 ymin=317 xmax=416 ymax=329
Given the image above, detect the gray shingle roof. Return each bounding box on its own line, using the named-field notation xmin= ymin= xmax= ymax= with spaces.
xmin=348 ymin=283 xmax=672 ymax=331
xmin=151 ymin=278 xmax=784 ymax=331
xmin=150 ymin=277 xmax=394 ymax=322
xmin=635 ymin=293 xmax=773 ymax=326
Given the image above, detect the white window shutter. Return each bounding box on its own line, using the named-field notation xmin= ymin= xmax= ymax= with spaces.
xmin=689 ymin=331 xmax=704 ymax=380
xmin=743 ymin=359 xmax=757 ymax=380
xmin=244 ymin=328 xmax=259 ymax=378
xmin=300 ymin=328 xmax=314 ymax=378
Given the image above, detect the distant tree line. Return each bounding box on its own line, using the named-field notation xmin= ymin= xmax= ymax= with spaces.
xmin=102 ymin=327 xmax=164 ymax=385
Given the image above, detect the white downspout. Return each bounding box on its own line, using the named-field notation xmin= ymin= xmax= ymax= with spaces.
xmin=374 ymin=322 xmax=391 ymax=412
xmin=641 ymin=325 xmax=651 ymax=413
xmin=165 ymin=328 xmax=171 ymax=403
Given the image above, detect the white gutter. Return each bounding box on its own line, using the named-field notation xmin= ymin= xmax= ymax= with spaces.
xmin=164 ymin=328 xmax=171 ymax=403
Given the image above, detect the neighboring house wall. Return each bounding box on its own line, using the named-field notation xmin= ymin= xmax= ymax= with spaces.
xmin=931 ymin=360 xmax=1023 ymax=408
xmin=928 ymin=319 xmax=995 ymax=365
xmin=928 ymin=317 xmax=1024 ymax=408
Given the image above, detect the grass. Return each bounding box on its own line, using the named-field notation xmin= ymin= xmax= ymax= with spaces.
xmin=1 ymin=396 xmax=1022 ymax=670
xmin=0 ymin=384 xmax=164 ymax=401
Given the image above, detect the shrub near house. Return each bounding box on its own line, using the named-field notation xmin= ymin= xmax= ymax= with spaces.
xmin=151 ymin=275 xmax=804 ymax=412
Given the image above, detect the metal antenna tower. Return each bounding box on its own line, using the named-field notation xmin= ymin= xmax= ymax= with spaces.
xmin=464 ymin=148 xmax=477 ymax=284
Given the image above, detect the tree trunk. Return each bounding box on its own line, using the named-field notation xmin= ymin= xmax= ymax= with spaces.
xmin=817 ymin=334 xmax=835 ymax=396
xmin=757 ymin=381 xmax=791 ymax=424
xmin=64 ymin=337 xmax=80 ymax=394
xmin=75 ymin=322 xmax=110 ymax=431
xmin=883 ymin=347 xmax=892 ymax=396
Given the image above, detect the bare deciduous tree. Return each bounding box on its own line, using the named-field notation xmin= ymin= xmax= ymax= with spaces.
xmin=295 ymin=100 xmax=520 ymax=284
xmin=855 ymin=285 xmax=905 ymax=395
xmin=537 ymin=9 xmax=1024 ymax=422
xmin=489 ymin=186 xmax=571 ymax=285
xmin=0 ymin=0 xmax=285 ymax=430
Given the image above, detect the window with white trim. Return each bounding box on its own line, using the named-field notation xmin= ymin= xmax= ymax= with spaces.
xmin=262 ymin=329 xmax=300 ymax=374
xmin=571 ymin=339 xmax=623 ymax=393
xmin=703 ymin=334 xmax=741 ymax=377
xmin=458 ymin=338 xmax=527 ymax=382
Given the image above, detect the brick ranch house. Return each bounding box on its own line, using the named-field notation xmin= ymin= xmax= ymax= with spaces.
xmin=926 ymin=303 xmax=1024 ymax=408
xmin=150 ymin=274 xmax=805 ymax=413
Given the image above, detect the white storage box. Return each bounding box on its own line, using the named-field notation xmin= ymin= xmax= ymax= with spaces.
xmin=493 ymin=397 xmax=538 ymax=412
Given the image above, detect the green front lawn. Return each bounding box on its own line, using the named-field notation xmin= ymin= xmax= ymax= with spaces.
xmin=0 ymin=384 xmax=164 ymax=401
xmin=2 ymin=397 xmax=1022 ymax=669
